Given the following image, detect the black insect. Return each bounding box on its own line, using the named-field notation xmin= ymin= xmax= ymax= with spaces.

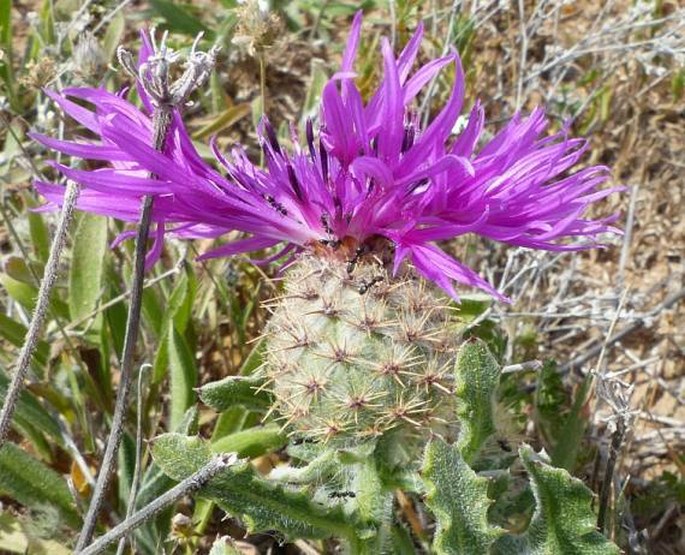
xmin=319 ymin=238 xmax=341 ymax=249
xmin=291 ymin=437 xmax=317 ymax=446
xmin=346 ymin=244 xmax=371 ymax=274
xmin=357 ymin=275 xmax=384 ymax=294
xmin=497 ymin=438 xmax=512 ymax=452
xmin=329 ymin=491 xmax=356 ymax=499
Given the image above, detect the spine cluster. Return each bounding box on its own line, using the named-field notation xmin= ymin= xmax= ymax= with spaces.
xmin=264 ymin=254 xmax=462 ymax=444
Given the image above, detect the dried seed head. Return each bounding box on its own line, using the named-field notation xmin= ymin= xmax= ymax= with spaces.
xmin=232 ymin=0 xmax=284 ymax=57
xmin=19 ymin=57 xmax=57 ymax=89
xmin=72 ymin=32 xmax=107 ymax=85
xmin=117 ymin=29 xmax=219 ymax=108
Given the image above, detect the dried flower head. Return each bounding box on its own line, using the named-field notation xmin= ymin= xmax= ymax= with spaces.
xmin=19 ymin=57 xmax=57 ymax=89
xmin=232 ymin=0 xmax=283 ymax=56
xmin=72 ymin=32 xmax=107 ymax=85
xmin=33 ymin=14 xmax=622 ymax=301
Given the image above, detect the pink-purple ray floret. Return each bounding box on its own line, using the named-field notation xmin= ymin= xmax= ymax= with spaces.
xmin=33 ymin=13 xmax=622 ymax=301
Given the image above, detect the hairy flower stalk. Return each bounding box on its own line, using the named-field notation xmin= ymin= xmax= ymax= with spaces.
xmin=69 ymin=31 xmax=218 ymax=552
xmin=36 ymin=14 xmax=620 ymax=449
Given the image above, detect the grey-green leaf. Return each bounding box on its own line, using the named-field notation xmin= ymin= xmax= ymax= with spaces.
xmin=454 ymin=339 xmax=502 ymax=463
xmin=199 ymin=375 xmax=271 ymax=412
xmin=0 ymin=443 xmax=80 ymax=528
xmin=69 ymin=213 xmax=108 ymax=325
xmin=168 ymin=327 xmax=198 ymax=430
xmin=211 ymin=425 xmax=286 ymax=458
xmin=151 ymin=433 xmax=357 ymax=542
xmin=492 ymin=445 xmax=620 ymax=555
xmin=422 ymin=439 xmax=503 ymax=554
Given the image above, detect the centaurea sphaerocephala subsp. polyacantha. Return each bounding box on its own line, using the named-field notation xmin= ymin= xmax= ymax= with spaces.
xmin=33 ymin=13 xmax=621 ymax=302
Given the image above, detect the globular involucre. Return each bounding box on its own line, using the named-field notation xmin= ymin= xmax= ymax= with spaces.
xmin=264 ymin=249 xmax=462 ymax=445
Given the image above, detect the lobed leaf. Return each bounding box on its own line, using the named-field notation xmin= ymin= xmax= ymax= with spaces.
xmin=422 ymin=439 xmax=503 ymax=554
xmin=151 ymin=433 xmax=358 ymax=542
xmin=454 ymin=339 xmax=502 ymax=463
xmin=492 ymin=445 xmax=620 ymax=555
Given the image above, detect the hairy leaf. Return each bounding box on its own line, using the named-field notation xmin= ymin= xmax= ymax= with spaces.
xmin=151 ymin=433 xmax=358 ymax=542
xmin=69 ymin=213 xmax=108 ymax=325
xmin=0 ymin=444 xmax=79 ymax=528
xmin=168 ymin=327 xmax=198 ymax=430
xmin=199 ymin=375 xmax=271 ymax=412
xmin=423 ymin=439 xmax=502 ymax=554
xmin=211 ymin=425 xmax=287 ymax=458
xmin=454 ymin=339 xmax=502 ymax=462
xmin=492 ymin=445 xmax=620 ymax=555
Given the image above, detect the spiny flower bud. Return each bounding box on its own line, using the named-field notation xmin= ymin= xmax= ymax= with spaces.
xmin=263 ymin=249 xmax=462 ymax=445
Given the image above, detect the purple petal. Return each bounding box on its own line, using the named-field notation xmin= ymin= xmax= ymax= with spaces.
xmin=341 ymin=11 xmax=363 ymax=72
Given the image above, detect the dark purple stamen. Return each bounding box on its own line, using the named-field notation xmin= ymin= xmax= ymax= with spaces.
xmin=305 ymin=119 xmax=316 ymax=161
xmin=287 ymin=163 xmax=304 ymax=201
xmin=402 ymin=125 xmax=415 ymax=153
xmin=263 ymin=119 xmax=282 ymax=155
xmin=319 ymin=141 xmax=329 ymax=183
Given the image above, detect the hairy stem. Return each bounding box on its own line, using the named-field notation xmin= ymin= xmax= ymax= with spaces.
xmin=0 ymin=181 xmax=80 ymax=448
xmin=79 ymin=454 xmax=237 ymax=555
xmin=75 ymin=108 xmax=172 ymax=552
xmin=597 ymin=417 xmax=626 ymax=533
xmin=115 ymin=364 xmax=150 ymax=555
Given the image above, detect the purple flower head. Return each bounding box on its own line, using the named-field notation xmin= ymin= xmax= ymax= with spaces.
xmin=34 ymin=14 xmax=621 ymax=301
